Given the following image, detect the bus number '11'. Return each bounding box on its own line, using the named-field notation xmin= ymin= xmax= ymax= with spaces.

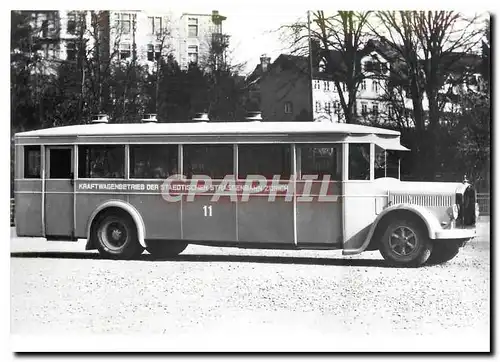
xmin=203 ymin=205 xmax=213 ymax=217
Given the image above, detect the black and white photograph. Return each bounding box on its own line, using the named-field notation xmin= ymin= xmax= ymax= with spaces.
xmin=7 ymin=1 xmax=492 ymax=353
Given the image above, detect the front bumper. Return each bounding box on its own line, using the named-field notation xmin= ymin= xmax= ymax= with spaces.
xmin=434 ymin=227 xmax=476 ymax=240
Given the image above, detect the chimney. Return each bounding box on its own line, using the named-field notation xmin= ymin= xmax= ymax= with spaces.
xmin=260 ymin=54 xmax=271 ymax=72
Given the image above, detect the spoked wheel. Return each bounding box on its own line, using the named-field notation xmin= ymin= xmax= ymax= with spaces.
xmin=426 ymin=242 xmax=460 ymax=265
xmin=93 ymin=212 xmax=143 ymax=259
xmin=379 ymin=218 xmax=433 ymax=267
xmin=146 ymin=240 xmax=188 ymax=259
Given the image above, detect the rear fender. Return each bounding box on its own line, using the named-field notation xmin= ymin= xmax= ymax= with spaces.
xmin=85 ymin=200 xmax=146 ymax=250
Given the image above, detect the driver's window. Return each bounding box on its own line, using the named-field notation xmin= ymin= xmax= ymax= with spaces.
xmin=375 ymin=145 xmax=400 ymax=179
xmin=348 ymin=143 xmax=370 ymax=180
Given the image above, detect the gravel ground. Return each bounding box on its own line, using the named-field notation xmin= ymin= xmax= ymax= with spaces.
xmin=10 ymin=221 xmax=490 ymax=352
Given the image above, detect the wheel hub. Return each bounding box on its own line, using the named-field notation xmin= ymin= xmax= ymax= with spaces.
xmin=389 ymin=226 xmax=417 ymax=256
xmin=111 ymin=229 xmax=122 ymax=240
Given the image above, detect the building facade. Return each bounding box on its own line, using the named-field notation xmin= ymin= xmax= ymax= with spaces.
xmin=246 ymin=42 xmax=482 ymax=123
xmin=19 ymin=10 xmax=227 ymax=71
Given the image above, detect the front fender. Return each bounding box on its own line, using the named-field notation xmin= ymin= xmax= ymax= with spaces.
xmin=343 ymin=203 xmax=442 ymax=255
xmin=85 ymin=200 xmax=146 ymax=249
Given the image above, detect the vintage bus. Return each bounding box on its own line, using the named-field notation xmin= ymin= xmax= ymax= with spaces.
xmin=14 ymin=114 xmax=478 ymax=267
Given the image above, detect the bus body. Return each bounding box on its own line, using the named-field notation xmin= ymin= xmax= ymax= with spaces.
xmin=14 ymin=121 xmax=477 ymax=267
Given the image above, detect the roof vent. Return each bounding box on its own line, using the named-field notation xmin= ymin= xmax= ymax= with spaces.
xmin=91 ymin=114 xmax=109 ymax=124
xmin=141 ymin=113 xmax=158 ymax=123
xmin=192 ymin=112 xmax=210 ymax=122
xmin=245 ymin=111 xmax=263 ymax=121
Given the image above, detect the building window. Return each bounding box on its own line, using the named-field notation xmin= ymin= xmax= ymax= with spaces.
xmin=284 ymin=101 xmax=293 ymax=114
xmin=188 ymin=17 xmax=198 ymax=37
xmin=119 ymin=43 xmax=131 ymax=59
xmin=333 ymin=101 xmax=340 ymax=114
xmin=314 ymin=80 xmax=321 ymax=90
xmin=118 ymin=13 xmax=132 ymax=35
xmin=372 ymin=103 xmax=379 ymax=116
xmin=315 ymin=101 xmax=321 ymax=113
xmin=42 ymin=43 xmax=56 ymax=59
xmin=66 ymin=42 xmax=76 ymax=61
xmin=148 ymin=16 xmax=162 ymax=35
xmin=41 ymin=19 xmax=49 ymax=38
xmin=147 ymin=44 xmax=161 ymax=61
xmin=323 ymin=81 xmax=330 ymax=91
xmin=372 ymin=81 xmax=379 ymax=93
xmin=318 ymin=59 xmax=326 ymax=72
xmin=325 ymin=101 xmax=332 ymax=114
xmin=361 ymin=102 xmax=368 ymax=115
xmin=361 ymin=80 xmax=367 ymax=90
xmin=67 ymin=11 xmax=77 ymax=34
xmin=188 ymin=45 xmax=198 ymax=64
xmin=387 ymin=105 xmax=393 ymax=117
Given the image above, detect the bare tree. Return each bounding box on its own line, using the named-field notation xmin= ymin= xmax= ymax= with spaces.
xmin=151 ymin=17 xmax=173 ymax=114
xmin=371 ymin=11 xmax=484 ymax=178
xmin=280 ymin=11 xmax=372 ymax=123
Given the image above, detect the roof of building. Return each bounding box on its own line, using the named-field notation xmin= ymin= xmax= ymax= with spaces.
xmin=16 ymin=121 xmax=401 ymax=138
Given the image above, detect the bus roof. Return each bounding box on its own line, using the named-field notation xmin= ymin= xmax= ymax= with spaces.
xmin=15 ymin=121 xmax=401 ymax=138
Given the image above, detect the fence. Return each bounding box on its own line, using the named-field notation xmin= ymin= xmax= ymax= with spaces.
xmin=477 ymin=193 xmax=490 ymax=216
xmin=10 ymin=198 xmax=15 ymax=226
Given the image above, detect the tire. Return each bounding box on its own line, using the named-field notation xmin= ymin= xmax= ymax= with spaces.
xmin=426 ymin=242 xmax=460 ymax=265
xmin=93 ymin=212 xmax=144 ymax=260
xmin=379 ymin=218 xmax=433 ymax=267
xmin=146 ymin=240 xmax=188 ymax=259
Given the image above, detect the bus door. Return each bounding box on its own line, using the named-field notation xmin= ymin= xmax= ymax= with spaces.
xmin=44 ymin=146 xmax=75 ymax=239
xmin=295 ymin=144 xmax=343 ymax=246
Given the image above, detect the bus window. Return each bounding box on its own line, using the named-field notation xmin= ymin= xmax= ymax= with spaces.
xmin=238 ymin=144 xmax=291 ymax=179
xmin=130 ymin=145 xmax=178 ymax=179
xmin=183 ymin=145 xmax=233 ymax=179
xmin=348 ymin=143 xmax=370 ymax=180
xmin=49 ymin=148 xmax=72 ymax=179
xmin=375 ymin=146 xmax=400 ymax=179
xmin=24 ymin=146 xmax=41 ymax=178
xmin=299 ymin=144 xmax=341 ymax=180
xmin=78 ymin=145 xmax=125 ymax=179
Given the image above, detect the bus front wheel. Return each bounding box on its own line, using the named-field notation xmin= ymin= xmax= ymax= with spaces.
xmin=379 ymin=218 xmax=433 ymax=267
xmin=146 ymin=240 xmax=188 ymax=259
xmin=93 ymin=212 xmax=144 ymax=259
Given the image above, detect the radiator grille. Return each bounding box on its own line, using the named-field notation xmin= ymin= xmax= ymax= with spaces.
xmin=389 ymin=193 xmax=453 ymax=207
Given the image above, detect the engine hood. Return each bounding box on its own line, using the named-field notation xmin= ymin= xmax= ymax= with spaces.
xmin=376 ymin=179 xmax=469 ymax=195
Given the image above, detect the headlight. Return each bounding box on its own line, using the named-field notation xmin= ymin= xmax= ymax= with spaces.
xmin=450 ymin=204 xmax=459 ymax=220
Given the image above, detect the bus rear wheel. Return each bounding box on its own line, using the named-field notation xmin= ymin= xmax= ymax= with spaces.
xmin=93 ymin=212 xmax=143 ymax=260
xmin=146 ymin=240 xmax=188 ymax=259
xmin=379 ymin=218 xmax=433 ymax=267
xmin=426 ymin=242 xmax=460 ymax=265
